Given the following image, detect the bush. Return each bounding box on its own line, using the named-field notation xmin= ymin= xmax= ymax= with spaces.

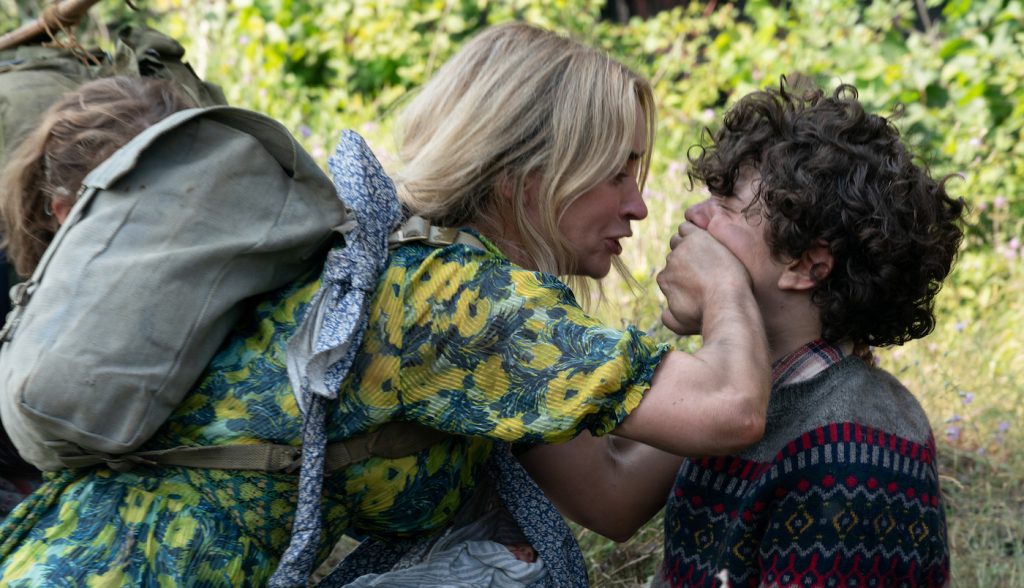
xmin=7 ymin=0 xmax=1022 ymax=584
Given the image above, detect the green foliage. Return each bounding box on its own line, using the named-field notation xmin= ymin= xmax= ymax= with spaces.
xmin=6 ymin=0 xmax=1022 ymax=584
xmin=0 ymin=0 xmax=27 ymax=33
xmin=47 ymin=0 xmax=1021 ymax=260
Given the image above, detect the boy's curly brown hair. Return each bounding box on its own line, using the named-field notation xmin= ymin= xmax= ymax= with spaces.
xmin=689 ymin=78 xmax=966 ymax=348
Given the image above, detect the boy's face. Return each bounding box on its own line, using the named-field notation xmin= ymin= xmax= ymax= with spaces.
xmin=684 ymin=168 xmax=784 ymax=303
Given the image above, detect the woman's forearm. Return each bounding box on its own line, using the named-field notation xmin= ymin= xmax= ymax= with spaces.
xmin=612 ymin=220 xmax=771 ymax=456
xmin=613 ymin=285 xmax=770 ymax=456
xmin=519 ymin=432 xmax=682 ymax=542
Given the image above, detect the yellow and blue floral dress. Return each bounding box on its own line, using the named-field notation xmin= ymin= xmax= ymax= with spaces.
xmin=0 ymin=236 xmax=669 ymax=586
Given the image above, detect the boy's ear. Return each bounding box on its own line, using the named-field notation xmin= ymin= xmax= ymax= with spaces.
xmin=778 ymin=239 xmax=833 ymax=291
xmin=52 ymin=197 xmax=74 ymax=225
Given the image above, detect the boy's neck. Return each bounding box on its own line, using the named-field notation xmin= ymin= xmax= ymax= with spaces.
xmin=761 ymin=293 xmax=825 ymax=363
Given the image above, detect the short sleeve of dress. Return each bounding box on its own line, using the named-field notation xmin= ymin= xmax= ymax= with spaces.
xmin=389 ymin=243 xmax=671 ymax=445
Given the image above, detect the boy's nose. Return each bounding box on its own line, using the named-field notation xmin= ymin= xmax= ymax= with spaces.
xmin=684 ymin=199 xmax=713 ymax=229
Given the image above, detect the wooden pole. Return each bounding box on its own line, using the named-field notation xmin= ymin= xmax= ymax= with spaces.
xmin=0 ymin=0 xmax=104 ymax=52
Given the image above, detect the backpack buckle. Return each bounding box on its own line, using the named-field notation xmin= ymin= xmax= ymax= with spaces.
xmin=388 ymin=216 xmax=430 ymax=248
xmin=388 ymin=216 xmax=468 ymax=249
xmin=0 ymin=313 xmax=17 ymax=343
xmin=0 ymin=281 xmax=37 ymax=342
xmin=8 ymin=280 xmax=33 ymax=307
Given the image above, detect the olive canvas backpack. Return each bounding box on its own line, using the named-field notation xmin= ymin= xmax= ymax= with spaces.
xmin=0 ymin=24 xmax=231 ymax=473
xmin=0 ymin=105 xmax=347 ymax=470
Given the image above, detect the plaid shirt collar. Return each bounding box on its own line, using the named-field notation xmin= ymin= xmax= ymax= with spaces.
xmin=771 ymin=339 xmax=847 ymax=390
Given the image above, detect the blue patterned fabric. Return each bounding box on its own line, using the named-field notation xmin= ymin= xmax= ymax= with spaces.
xmin=286 ymin=130 xmax=403 ymax=407
xmin=488 ymin=443 xmax=588 ymax=588
xmin=319 ymin=536 xmax=422 ymax=586
xmin=272 ymin=131 xmax=403 ymax=587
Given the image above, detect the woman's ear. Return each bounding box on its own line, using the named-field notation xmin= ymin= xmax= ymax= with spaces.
xmin=778 ymin=239 xmax=833 ymax=291
xmin=500 ymin=173 xmax=539 ymax=208
xmin=497 ymin=173 xmax=543 ymax=221
xmin=523 ymin=175 xmax=539 ymax=208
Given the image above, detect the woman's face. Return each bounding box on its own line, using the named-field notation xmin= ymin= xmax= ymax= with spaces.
xmin=556 ymin=115 xmax=648 ymax=279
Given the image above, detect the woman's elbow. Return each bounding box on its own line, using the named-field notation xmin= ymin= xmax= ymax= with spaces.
xmin=710 ymin=399 xmax=766 ymax=455
xmin=733 ymin=407 xmax=767 ymax=449
xmin=575 ymin=515 xmax=645 ymax=543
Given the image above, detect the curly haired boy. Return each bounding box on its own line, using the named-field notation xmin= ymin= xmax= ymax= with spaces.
xmin=654 ymin=79 xmax=964 ymax=587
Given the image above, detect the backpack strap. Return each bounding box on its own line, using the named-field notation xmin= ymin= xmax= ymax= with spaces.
xmin=51 ymin=421 xmax=451 ymax=473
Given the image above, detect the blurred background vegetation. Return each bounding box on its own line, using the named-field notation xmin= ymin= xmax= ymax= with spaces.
xmin=4 ymin=0 xmax=1022 ymax=585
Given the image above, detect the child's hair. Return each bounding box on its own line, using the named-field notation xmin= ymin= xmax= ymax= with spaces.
xmin=395 ymin=22 xmax=655 ymax=282
xmin=689 ymin=78 xmax=966 ymax=348
xmin=0 ymin=76 xmax=196 ymax=276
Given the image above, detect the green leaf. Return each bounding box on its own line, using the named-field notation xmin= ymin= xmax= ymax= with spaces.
xmin=943 ymin=0 xmax=973 ymax=20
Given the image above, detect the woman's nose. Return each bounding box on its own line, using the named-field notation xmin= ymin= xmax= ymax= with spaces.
xmin=623 ymin=182 xmax=648 ymax=221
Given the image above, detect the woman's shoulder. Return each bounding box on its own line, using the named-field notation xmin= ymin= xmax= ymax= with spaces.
xmin=387 ymin=239 xmax=580 ymax=311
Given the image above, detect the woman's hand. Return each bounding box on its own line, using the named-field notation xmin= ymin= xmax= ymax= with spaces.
xmin=657 ymin=221 xmax=753 ymax=335
xmin=614 ymin=219 xmax=770 ymax=457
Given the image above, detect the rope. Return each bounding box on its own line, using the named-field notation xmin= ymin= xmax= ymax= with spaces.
xmin=38 ymin=4 xmax=102 ymax=67
xmin=0 ymin=0 xmax=104 ymax=52
xmin=40 ymin=2 xmax=87 ymax=31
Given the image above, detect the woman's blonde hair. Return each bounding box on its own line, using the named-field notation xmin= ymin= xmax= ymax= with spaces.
xmin=0 ymin=76 xmax=195 ymax=276
xmin=395 ymin=22 xmax=655 ymax=285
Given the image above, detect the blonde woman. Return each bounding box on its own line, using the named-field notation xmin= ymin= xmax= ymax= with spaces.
xmin=0 ymin=23 xmax=768 ymax=586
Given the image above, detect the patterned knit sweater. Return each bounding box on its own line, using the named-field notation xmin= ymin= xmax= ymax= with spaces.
xmin=655 ymin=353 xmax=949 ymax=588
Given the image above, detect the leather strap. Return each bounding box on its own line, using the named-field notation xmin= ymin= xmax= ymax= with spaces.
xmin=54 ymin=421 xmax=450 ymax=473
